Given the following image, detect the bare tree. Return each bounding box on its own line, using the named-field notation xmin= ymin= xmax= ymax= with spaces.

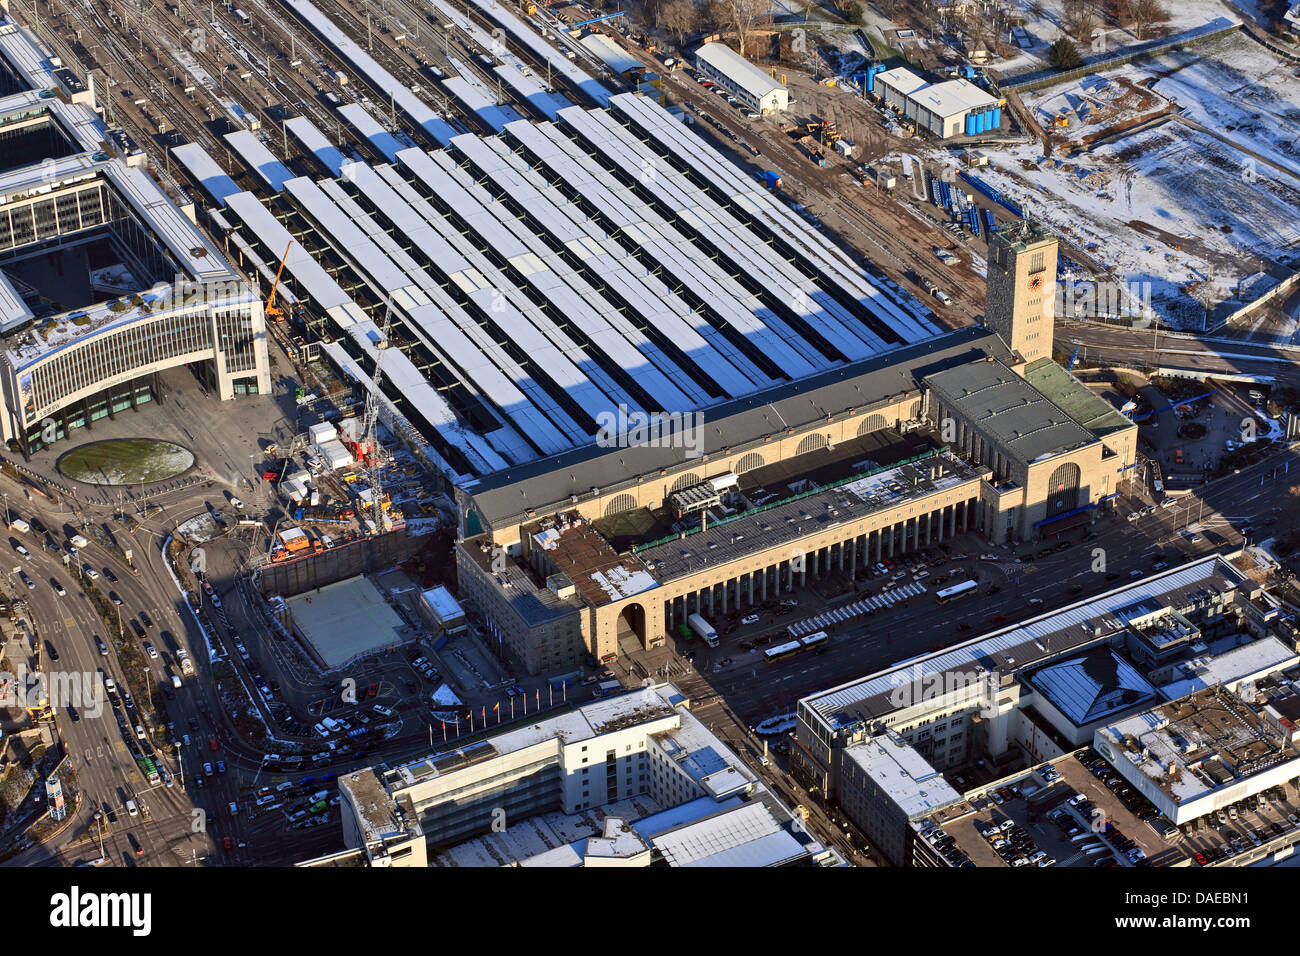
xmin=1061 ymin=0 xmax=1098 ymax=40
xmin=716 ymin=0 xmax=772 ymax=57
xmin=661 ymin=0 xmax=699 ymax=45
xmin=1128 ymin=0 xmax=1168 ymax=39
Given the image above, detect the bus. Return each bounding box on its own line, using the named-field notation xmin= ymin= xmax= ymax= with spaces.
xmin=799 ymin=631 xmax=829 ymax=654
xmin=234 ymin=8 xmax=250 ymax=23
xmin=934 ymin=579 xmax=978 ymax=604
xmin=136 ymin=756 xmax=160 ymax=786
xmin=764 ymin=640 xmax=803 ymax=663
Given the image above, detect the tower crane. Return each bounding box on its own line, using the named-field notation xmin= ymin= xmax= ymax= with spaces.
xmin=264 ymin=242 xmax=292 ymax=323
xmin=362 ymin=300 xmax=393 ymax=534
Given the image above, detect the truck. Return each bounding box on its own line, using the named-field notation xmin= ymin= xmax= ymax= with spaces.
xmin=70 ymin=534 xmax=89 ymax=549
xmin=763 ymin=170 xmax=782 ymax=190
xmin=9 ymin=518 xmax=29 ymax=533
xmin=176 ymin=648 xmax=195 ymax=676
xmin=595 ymin=679 xmax=622 ymax=697
xmin=687 ymin=613 xmax=719 ymax=647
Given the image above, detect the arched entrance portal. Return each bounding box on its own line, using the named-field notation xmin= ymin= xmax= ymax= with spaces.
xmin=1046 ymin=462 xmax=1082 ymax=518
xmin=617 ymin=602 xmax=647 ymax=649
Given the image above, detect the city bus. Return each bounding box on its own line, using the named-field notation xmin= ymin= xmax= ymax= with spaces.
xmin=764 ymin=640 xmax=803 ymax=663
xmin=799 ymin=631 xmax=829 ymax=654
xmin=934 ymin=579 xmax=978 ymax=604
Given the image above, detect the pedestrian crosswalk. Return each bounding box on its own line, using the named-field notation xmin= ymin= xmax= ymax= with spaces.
xmin=787 ymin=581 xmax=928 ymax=637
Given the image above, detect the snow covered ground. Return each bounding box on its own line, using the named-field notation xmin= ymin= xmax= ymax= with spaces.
xmin=969 ymin=31 xmax=1300 ymax=327
xmin=1136 ymin=30 xmax=1300 ymax=180
xmin=976 ymin=124 xmax=1300 ymax=324
xmin=975 ymin=0 xmax=1241 ymax=76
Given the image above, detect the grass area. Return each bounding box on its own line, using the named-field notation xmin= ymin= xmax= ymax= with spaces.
xmin=57 ymin=438 xmax=194 ymax=485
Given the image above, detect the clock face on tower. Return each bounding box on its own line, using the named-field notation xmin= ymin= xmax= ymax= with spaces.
xmin=1028 ymin=274 xmax=1044 ymax=292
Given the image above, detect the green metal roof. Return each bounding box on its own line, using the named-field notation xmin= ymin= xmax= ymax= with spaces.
xmin=1021 ymin=357 xmax=1134 ymax=440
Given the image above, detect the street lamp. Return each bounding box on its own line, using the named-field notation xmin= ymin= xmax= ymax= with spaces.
xmin=2 ymin=491 xmax=8 ymax=527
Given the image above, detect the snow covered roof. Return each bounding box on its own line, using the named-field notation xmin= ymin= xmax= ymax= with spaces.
xmin=650 ymin=801 xmax=806 ymax=867
xmin=421 ymin=586 xmax=466 ymax=625
xmin=1029 ymin=647 xmax=1156 ymax=726
xmin=910 ymin=78 xmax=998 ymax=118
xmin=1158 ymin=637 xmax=1298 ymax=701
xmin=693 ymin=43 xmax=785 ymax=101
xmin=843 ymin=737 xmax=962 ymax=820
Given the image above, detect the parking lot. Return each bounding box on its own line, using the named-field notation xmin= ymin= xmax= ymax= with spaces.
xmin=937 ymin=751 xmax=1174 ymax=868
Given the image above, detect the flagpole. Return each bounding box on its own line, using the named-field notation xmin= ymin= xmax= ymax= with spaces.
xmin=562 ymin=681 xmax=566 ymax=703
xmin=510 ymin=697 xmax=515 ymax=719
xmin=549 ymin=684 xmax=553 ymax=707
xmin=442 ymin=721 xmax=447 ymax=741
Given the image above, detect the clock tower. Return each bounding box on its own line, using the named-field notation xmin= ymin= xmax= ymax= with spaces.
xmin=984 ymin=219 xmax=1058 ymax=367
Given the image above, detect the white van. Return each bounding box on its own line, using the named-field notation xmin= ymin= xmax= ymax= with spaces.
xmin=321 ymin=716 xmax=342 ymax=732
xmin=9 ymin=518 xmax=29 ymax=533
xmin=171 ymin=674 xmax=183 ymax=689
xmin=126 ymin=799 xmax=138 ymax=816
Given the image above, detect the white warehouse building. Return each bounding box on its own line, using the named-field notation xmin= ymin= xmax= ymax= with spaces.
xmin=692 ymin=42 xmax=788 ymax=114
xmin=873 ymin=66 xmax=1001 ymax=138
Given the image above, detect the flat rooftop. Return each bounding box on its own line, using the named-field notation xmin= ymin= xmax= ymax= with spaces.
xmin=388 ymin=684 xmax=687 ymax=788
xmin=803 ymin=554 xmax=1246 ymax=733
xmin=527 ymin=513 xmax=656 ymax=608
xmin=1098 ymin=686 xmax=1300 ymax=806
xmin=926 ymin=359 xmax=1098 ymax=463
xmin=635 ymin=450 xmax=982 ymax=583
xmin=1159 ymin=636 xmax=1300 ymax=701
xmin=846 ymin=736 xmax=962 ymax=820
xmin=285 ymin=574 xmax=409 ymax=669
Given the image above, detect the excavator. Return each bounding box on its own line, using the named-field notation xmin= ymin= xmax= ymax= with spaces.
xmin=264 ymin=242 xmax=291 ymax=323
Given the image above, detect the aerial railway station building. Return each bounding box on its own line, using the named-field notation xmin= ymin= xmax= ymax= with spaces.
xmin=148 ymin=0 xmax=1136 ymax=674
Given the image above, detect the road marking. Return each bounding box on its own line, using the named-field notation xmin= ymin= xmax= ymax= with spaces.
xmin=64 ymin=617 xmax=75 ymax=628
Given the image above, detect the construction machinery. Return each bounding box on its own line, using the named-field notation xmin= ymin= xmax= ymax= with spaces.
xmin=360 ymin=301 xmax=394 ymax=534
xmin=806 ymin=120 xmax=841 ymax=146
xmin=264 ymin=242 xmax=291 ymax=323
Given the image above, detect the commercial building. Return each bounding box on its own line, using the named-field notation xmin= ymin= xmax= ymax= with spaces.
xmin=789 ymin=554 xmax=1300 ymax=862
xmin=331 ymin=682 xmax=835 ymax=866
xmin=872 ymin=65 xmax=1001 ymax=138
xmin=1096 ymin=684 xmax=1300 ymax=825
xmin=692 ymin=42 xmax=788 ymax=114
xmin=0 ymin=21 xmax=268 ymax=454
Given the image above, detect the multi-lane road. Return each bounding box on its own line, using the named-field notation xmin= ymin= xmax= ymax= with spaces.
xmin=674 ymin=442 xmax=1297 ymax=740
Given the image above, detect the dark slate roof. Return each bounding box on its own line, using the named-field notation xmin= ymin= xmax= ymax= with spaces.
xmin=464 ymin=326 xmax=1013 ymax=527
xmin=925 ymin=358 xmax=1097 ymax=465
